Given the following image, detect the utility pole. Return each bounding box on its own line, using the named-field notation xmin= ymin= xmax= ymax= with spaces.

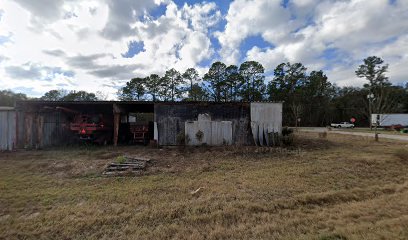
xmin=367 ymin=93 xmax=374 ymax=130
xmin=374 ymin=114 xmax=380 ymax=141
xmin=367 ymin=93 xmax=379 ymax=141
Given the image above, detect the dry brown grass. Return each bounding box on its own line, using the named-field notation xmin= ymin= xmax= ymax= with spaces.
xmin=0 ymin=133 xmax=408 ymax=239
xmin=394 ymin=149 xmax=408 ymax=164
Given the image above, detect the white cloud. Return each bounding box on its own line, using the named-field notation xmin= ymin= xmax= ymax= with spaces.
xmin=215 ymin=0 xmax=292 ymax=64
xmin=220 ymin=0 xmax=408 ymax=85
xmin=0 ymin=0 xmax=220 ymax=98
xmin=1 ymin=0 xmax=407 ymax=99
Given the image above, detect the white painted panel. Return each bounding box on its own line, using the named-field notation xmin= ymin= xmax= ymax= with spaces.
xmin=200 ymin=121 xmax=211 ymax=144
xmin=154 ymin=122 xmax=158 ymax=140
xmin=250 ymin=103 xmax=282 ymax=146
xmin=251 ymin=121 xmax=259 ymax=146
xmin=185 ymin=119 xmax=232 ymax=146
xmin=198 ymin=113 xmax=211 ymax=122
xmin=221 ymin=121 xmax=232 ymax=145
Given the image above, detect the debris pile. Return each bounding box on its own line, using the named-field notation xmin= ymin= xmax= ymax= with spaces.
xmin=103 ymin=156 xmax=151 ymax=176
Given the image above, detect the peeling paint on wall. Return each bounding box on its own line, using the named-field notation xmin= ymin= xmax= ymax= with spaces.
xmin=185 ymin=114 xmax=232 ymax=146
xmin=155 ymin=102 xmax=252 ymax=146
xmin=250 ymin=103 xmax=283 ymax=146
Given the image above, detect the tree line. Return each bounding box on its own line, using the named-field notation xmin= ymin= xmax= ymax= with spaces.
xmin=1 ymin=56 xmax=407 ymax=126
xmin=116 ymin=57 xmax=408 ymax=126
xmin=117 ymin=61 xmax=268 ymax=102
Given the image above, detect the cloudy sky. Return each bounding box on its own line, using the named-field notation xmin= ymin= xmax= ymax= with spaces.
xmin=0 ymin=0 xmax=407 ymax=99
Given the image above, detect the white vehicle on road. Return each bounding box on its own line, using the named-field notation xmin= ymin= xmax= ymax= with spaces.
xmin=330 ymin=122 xmax=355 ymax=128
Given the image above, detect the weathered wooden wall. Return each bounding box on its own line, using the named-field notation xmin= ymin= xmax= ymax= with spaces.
xmin=16 ymin=111 xmax=72 ymax=148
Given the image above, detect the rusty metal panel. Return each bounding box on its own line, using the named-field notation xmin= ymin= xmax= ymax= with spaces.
xmin=0 ymin=110 xmax=16 ymax=151
xmin=250 ymin=103 xmax=283 ymax=146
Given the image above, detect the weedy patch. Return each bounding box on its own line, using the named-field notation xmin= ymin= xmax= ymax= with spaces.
xmin=115 ymin=155 xmax=127 ymax=164
xmin=318 ymin=131 xmax=328 ymax=138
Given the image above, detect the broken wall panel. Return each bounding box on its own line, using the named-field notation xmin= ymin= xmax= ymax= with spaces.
xmin=155 ymin=102 xmax=252 ymax=146
xmin=185 ymin=120 xmax=233 ymax=146
xmin=250 ymin=103 xmax=283 ymax=146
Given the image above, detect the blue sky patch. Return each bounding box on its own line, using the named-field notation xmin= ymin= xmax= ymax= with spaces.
xmin=149 ymin=3 xmax=167 ymax=19
xmin=11 ymin=86 xmax=41 ymax=97
xmin=198 ymin=57 xmax=214 ymax=68
xmin=43 ymin=68 xmax=75 ymax=81
xmin=240 ymin=35 xmax=274 ymax=60
xmin=281 ymin=0 xmax=290 ymax=8
xmin=321 ymin=48 xmax=339 ymax=61
xmin=122 ymin=41 xmax=145 ymax=58
xmin=0 ymin=34 xmax=11 ymax=45
xmin=172 ymin=0 xmax=231 ymax=14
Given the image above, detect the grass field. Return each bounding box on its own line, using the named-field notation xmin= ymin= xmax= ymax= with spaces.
xmin=1 ymin=132 xmax=408 ymax=240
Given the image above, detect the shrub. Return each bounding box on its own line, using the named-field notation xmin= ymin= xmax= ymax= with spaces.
xmin=195 ymin=130 xmax=204 ymax=142
xmin=176 ymin=132 xmax=186 ymax=145
xmin=281 ymin=127 xmax=294 ymax=146
xmin=318 ymin=131 xmax=328 ymax=138
xmin=282 ymin=127 xmax=293 ymax=136
xmin=116 ymin=156 xmax=126 ymax=164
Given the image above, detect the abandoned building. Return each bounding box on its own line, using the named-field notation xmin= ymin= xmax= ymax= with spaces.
xmin=0 ymin=101 xmax=282 ymax=150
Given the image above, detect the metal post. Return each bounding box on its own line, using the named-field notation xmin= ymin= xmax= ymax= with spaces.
xmin=369 ymin=98 xmax=372 ymax=130
xmin=374 ymin=114 xmax=379 ymax=141
xmin=367 ymin=93 xmax=374 ymax=130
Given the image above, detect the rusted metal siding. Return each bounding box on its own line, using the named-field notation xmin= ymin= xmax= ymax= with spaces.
xmin=250 ymin=102 xmax=283 ymax=146
xmin=155 ymin=102 xmax=252 ymax=146
xmin=0 ymin=110 xmax=16 ymax=151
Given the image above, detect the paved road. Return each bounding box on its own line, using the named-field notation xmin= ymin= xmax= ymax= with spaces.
xmin=299 ymin=127 xmax=408 ymax=142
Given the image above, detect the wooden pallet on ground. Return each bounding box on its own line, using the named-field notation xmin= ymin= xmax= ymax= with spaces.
xmin=103 ymin=156 xmax=151 ymax=176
